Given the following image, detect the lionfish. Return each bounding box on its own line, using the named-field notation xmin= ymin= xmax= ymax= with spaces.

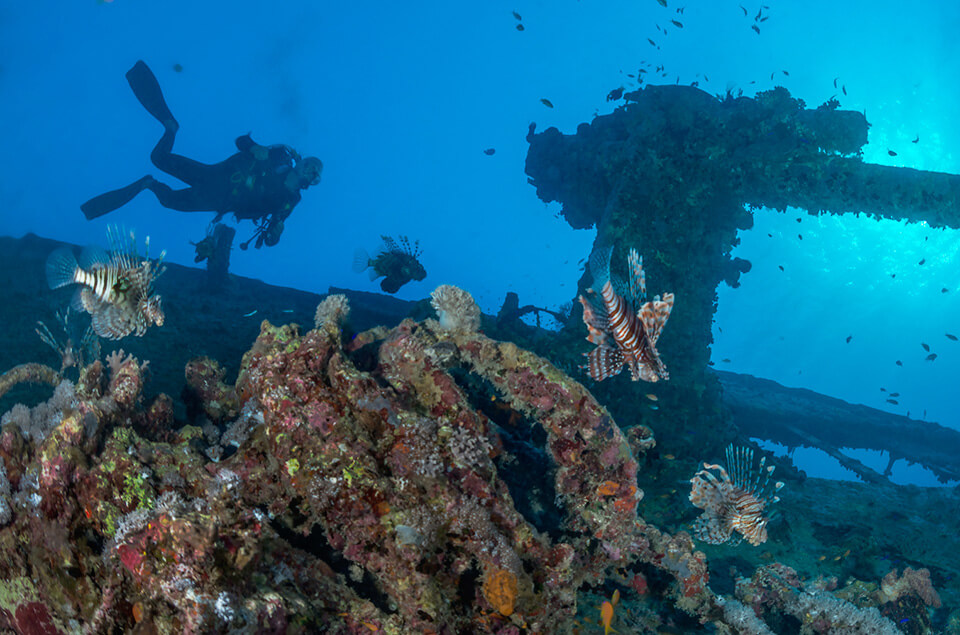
xmin=45 ymin=226 xmax=166 ymax=340
xmin=578 ymin=245 xmax=674 ymax=382
xmin=689 ymin=444 xmax=784 ymax=547
xmin=353 ymin=235 xmax=426 ymax=294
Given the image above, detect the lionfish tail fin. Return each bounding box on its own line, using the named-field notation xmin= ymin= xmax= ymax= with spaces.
xmin=352 ymin=248 xmax=370 ymax=273
xmin=45 ymin=247 xmax=79 ymax=289
xmin=588 ymin=245 xmax=614 ymax=290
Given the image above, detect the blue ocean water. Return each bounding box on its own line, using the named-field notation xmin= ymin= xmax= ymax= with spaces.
xmin=0 ymin=0 xmax=957 ymax=488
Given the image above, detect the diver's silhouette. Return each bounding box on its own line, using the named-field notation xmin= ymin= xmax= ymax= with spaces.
xmin=81 ymin=61 xmax=322 ymax=249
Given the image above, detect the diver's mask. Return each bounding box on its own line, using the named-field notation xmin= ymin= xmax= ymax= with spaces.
xmin=297 ymin=157 xmax=323 ymax=188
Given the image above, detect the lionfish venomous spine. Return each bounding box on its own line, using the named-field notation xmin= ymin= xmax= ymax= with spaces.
xmin=45 ymin=226 xmax=166 ymax=340
xmin=689 ymin=444 xmax=784 ymax=547
xmin=578 ymin=245 xmax=674 ymax=382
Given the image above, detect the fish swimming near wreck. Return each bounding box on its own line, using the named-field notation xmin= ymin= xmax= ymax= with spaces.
xmin=689 ymin=444 xmax=784 ymax=547
xmin=45 ymin=226 xmax=166 ymax=339
xmin=578 ymin=245 xmax=674 ymax=382
xmin=353 ymin=235 xmax=427 ymax=294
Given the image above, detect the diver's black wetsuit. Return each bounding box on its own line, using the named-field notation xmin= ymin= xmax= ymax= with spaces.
xmin=145 ymin=126 xmax=302 ymax=223
xmin=82 ymin=61 xmax=318 ymax=248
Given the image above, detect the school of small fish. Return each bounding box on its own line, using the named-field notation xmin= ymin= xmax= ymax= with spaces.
xmin=45 ymin=226 xmax=166 ymax=340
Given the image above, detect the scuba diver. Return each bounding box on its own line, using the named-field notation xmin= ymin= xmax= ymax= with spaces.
xmin=81 ymin=61 xmax=322 ymax=249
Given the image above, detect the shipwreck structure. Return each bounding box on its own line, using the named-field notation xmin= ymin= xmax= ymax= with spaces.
xmin=524 ymin=84 xmax=960 ymax=478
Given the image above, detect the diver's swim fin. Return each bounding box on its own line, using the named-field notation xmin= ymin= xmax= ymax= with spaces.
xmin=125 ymin=60 xmax=178 ymax=127
xmin=81 ymin=176 xmax=153 ymax=220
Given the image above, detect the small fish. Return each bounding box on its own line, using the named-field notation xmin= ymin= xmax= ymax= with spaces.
xmin=926 ymin=353 xmax=937 ymax=361
xmin=760 ymin=16 xmax=768 ymax=22
xmin=648 ymin=38 xmax=657 ymax=46
xmin=739 ymin=4 xmax=747 ymax=16
xmin=946 ymin=333 xmax=958 ymax=341
xmin=912 ymin=135 xmax=919 ymax=143
xmin=798 ymin=234 xmax=802 ymax=240
xmin=845 ymin=335 xmax=852 ymax=343
xmin=778 ymin=265 xmax=784 ymax=271
xmin=281 ymin=309 xmax=294 ymax=313
xmin=721 ymin=358 xmax=731 ymax=363
xmin=600 ymin=601 xmax=615 ymax=634
xmin=889 ymin=392 xmax=899 ymax=397
xmin=515 ymin=23 xmax=525 ymax=31
xmin=752 ymin=24 xmax=760 ymax=34
xmin=353 ymin=235 xmax=427 ymax=294
xmin=243 ymin=310 xmax=258 ymax=317
xmin=512 ymin=10 xmax=521 ymax=20
xmin=655 ymin=0 xmax=667 ymax=6
xmin=818 ymin=555 xmax=826 ymax=561
xmin=886 ymin=399 xmax=899 ymax=405
xmin=645 ymin=393 xmax=659 ymax=401
xmin=833 ymin=77 xmax=839 ymax=88
xmin=842 ymin=85 xmax=847 ymax=96
xmin=880 ymin=387 xmax=887 ymax=392
xmin=895 ymin=360 xmax=903 ymax=366
xmin=540 ymin=98 xmax=554 ymax=108
xmin=483 ymin=148 xmax=496 ymax=155
xmin=671 ymin=19 xmax=683 ymax=28
xmin=782 ymin=70 xmax=789 ymax=76
xmin=888 ymin=149 xmax=898 ymax=156
xmin=922 ymin=342 xmax=930 ymax=352
xmin=172 ymin=63 xmax=184 ymax=73
xmin=918 ymin=258 xmax=925 ymax=265
xmin=606 ymin=87 xmax=624 ymax=101
xmin=943 ymin=288 xmax=949 ymax=293
xmin=663 ymin=454 xmax=676 ymax=460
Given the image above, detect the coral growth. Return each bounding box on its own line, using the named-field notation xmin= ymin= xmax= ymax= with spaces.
xmin=0 ymin=302 xmax=944 ymax=633
xmin=313 ymin=293 xmax=350 ymax=332
xmin=430 ymin=284 xmax=481 ymax=332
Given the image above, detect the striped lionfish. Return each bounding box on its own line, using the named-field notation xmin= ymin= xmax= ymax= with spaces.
xmin=689 ymin=444 xmax=784 ymax=547
xmin=353 ymin=235 xmax=426 ymax=294
xmin=578 ymin=245 xmax=674 ymax=382
xmin=45 ymin=226 xmax=166 ymax=340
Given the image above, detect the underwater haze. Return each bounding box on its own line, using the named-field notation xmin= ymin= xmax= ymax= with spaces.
xmin=1 ymin=0 xmax=960 ymax=632
xmin=2 ymin=0 xmax=957 ymax=474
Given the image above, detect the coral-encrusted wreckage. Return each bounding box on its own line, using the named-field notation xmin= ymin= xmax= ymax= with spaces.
xmin=0 ymin=287 xmax=945 ymax=633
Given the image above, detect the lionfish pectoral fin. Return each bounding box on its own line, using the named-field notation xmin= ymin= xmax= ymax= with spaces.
xmin=649 ymin=293 xmax=675 ymax=344
xmin=583 ymin=346 xmax=624 ymax=381
xmin=91 ymin=304 xmax=136 ymax=340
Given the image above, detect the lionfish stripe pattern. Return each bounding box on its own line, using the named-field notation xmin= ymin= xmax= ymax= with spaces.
xmin=578 ymin=245 xmax=674 ymax=382
xmin=45 ymin=226 xmax=167 ymax=340
xmin=689 ymin=444 xmax=784 ymax=547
